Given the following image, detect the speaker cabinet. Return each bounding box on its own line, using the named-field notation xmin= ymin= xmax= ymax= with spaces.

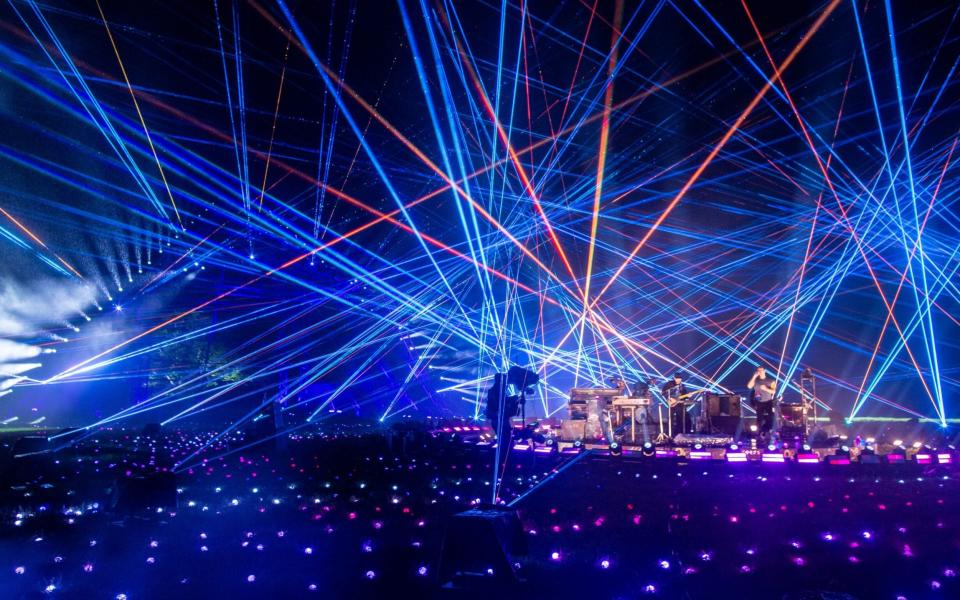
xmin=711 ymin=415 xmax=741 ymax=436
xmin=439 ymin=507 xmax=526 ymax=588
xmin=706 ymin=394 xmax=742 ymax=417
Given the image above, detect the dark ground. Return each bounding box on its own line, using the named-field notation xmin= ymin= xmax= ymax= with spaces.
xmin=0 ymin=428 xmax=957 ymax=599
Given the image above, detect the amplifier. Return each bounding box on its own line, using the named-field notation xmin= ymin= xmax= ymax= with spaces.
xmin=705 ymin=394 xmax=741 ymax=417
xmin=711 ymin=415 xmax=741 ymax=436
xmin=439 ymin=507 xmax=526 ymax=587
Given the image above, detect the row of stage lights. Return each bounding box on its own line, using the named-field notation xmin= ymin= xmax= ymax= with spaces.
xmin=59 ymin=253 xmax=207 ymax=340
xmin=532 ymin=439 xmax=956 ymax=466
xmin=430 ymin=421 xmax=955 ymax=466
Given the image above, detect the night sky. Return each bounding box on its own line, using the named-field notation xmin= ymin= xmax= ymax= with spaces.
xmin=0 ymin=0 xmax=957 ymax=428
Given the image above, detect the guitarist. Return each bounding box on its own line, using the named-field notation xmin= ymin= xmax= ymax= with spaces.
xmin=661 ymin=372 xmax=689 ymax=435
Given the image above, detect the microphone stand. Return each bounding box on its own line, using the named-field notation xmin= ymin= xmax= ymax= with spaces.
xmin=653 ymin=394 xmax=670 ymax=444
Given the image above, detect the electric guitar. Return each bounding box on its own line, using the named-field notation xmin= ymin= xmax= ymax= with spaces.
xmin=666 ymin=390 xmax=701 ymax=407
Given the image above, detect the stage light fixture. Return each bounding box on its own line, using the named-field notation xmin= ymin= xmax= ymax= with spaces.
xmin=726 ymin=451 xmax=747 ymax=462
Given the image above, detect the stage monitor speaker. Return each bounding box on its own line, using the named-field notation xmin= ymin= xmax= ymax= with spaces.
xmin=780 ymin=426 xmax=806 ymax=444
xmin=110 ymin=472 xmax=177 ymax=513
xmin=721 ymin=394 xmax=741 ymax=417
xmin=705 ymin=394 xmax=719 ymax=416
xmin=808 ymin=429 xmax=839 ymax=448
xmin=705 ymin=394 xmax=741 ymax=417
xmin=560 ymin=420 xmax=585 ymax=442
xmin=438 ymin=506 xmax=526 ymax=588
xmin=711 ymin=416 xmax=741 ymax=436
xmin=12 ymin=436 xmax=52 ymax=458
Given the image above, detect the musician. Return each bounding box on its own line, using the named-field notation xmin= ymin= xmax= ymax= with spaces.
xmin=747 ymin=367 xmax=777 ymax=439
xmin=632 ymin=378 xmax=655 ymax=423
xmin=661 ymin=372 xmax=689 ymax=435
xmin=632 ymin=379 xmax=651 ymax=399
xmin=610 ymin=376 xmax=627 ymax=396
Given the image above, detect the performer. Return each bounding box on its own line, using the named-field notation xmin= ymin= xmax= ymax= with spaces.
xmin=632 ymin=378 xmax=651 ymax=398
xmin=747 ymin=366 xmax=777 ymax=439
xmin=610 ymin=376 xmax=627 ymax=396
xmin=661 ymin=372 xmax=688 ymax=436
xmin=632 ymin=378 xmax=655 ymax=423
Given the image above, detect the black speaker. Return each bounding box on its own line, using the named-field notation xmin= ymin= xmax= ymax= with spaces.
xmin=438 ymin=506 xmax=526 ymax=588
xmin=711 ymin=416 xmax=741 ymax=435
xmin=705 ymin=394 xmax=741 ymax=417
xmin=720 ymin=394 xmax=741 ymax=417
xmin=110 ymin=472 xmax=177 ymax=513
